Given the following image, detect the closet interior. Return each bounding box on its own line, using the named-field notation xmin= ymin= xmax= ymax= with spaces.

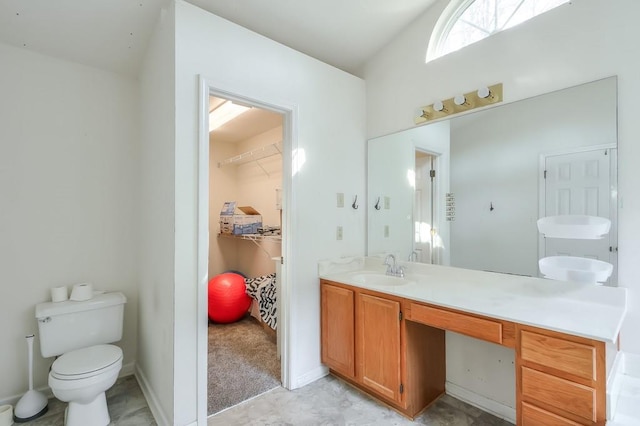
xmin=207 ymin=96 xmax=284 ymax=415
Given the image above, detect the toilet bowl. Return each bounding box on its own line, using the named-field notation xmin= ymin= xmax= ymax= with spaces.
xmin=48 ymin=344 xmax=123 ymax=426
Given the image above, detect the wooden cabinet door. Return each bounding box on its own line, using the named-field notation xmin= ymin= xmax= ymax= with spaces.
xmin=321 ymin=283 xmax=355 ymax=378
xmin=357 ymin=293 xmax=402 ymax=404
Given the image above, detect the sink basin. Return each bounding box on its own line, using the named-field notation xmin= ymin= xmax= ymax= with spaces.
xmin=347 ymin=272 xmax=412 ymax=287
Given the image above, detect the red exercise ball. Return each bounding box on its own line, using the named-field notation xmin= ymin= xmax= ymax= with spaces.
xmin=208 ymin=273 xmax=251 ymax=323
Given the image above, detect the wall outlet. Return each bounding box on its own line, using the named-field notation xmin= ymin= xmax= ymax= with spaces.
xmin=336 ymin=226 xmax=343 ymax=240
xmin=384 ymin=196 xmax=390 ymax=209
xmin=337 ymin=193 xmax=344 ymax=208
xmin=384 ymin=225 xmax=389 ymax=238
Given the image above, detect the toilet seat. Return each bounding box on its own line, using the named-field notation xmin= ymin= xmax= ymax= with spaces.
xmin=51 ymin=344 xmax=123 ymax=380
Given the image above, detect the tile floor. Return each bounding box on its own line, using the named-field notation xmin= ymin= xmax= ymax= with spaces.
xmin=18 ymin=370 xmax=640 ymax=425
xmin=17 ymin=376 xmax=155 ymax=426
xmin=208 ymin=375 xmax=513 ymax=425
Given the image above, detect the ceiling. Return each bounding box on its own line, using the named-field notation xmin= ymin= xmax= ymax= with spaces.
xmin=0 ymin=0 xmax=437 ymax=77
xmin=209 ymin=96 xmax=283 ymax=144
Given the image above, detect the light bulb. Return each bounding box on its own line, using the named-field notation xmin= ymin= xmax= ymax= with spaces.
xmin=433 ymin=100 xmax=445 ymax=112
xmin=454 ymin=94 xmax=467 ymax=106
xmin=477 ymin=87 xmax=492 ymax=99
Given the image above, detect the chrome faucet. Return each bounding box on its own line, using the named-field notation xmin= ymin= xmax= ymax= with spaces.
xmin=408 ymin=251 xmax=418 ymax=262
xmin=384 ymin=254 xmax=404 ymax=277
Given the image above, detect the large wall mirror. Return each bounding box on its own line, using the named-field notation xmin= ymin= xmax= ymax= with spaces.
xmin=367 ymin=77 xmax=618 ymax=285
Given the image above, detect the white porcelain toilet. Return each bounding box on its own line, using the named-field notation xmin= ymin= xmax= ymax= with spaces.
xmin=36 ymin=292 xmax=126 ymax=426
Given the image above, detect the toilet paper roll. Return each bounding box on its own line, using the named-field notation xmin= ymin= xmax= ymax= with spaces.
xmin=0 ymin=404 xmax=13 ymax=426
xmin=51 ymin=285 xmax=68 ymax=303
xmin=70 ymin=282 xmax=94 ymax=301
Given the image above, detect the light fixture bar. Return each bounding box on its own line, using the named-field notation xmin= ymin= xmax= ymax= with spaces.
xmin=415 ymin=83 xmax=503 ymax=125
xmin=209 ymin=101 xmax=251 ymax=132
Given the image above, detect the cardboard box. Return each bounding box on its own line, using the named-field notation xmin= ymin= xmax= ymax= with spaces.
xmin=220 ymin=202 xmax=262 ymax=235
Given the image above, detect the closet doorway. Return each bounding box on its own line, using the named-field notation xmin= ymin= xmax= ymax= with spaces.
xmin=414 ymin=151 xmax=435 ymax=264
xmin=207 ymin=94 xmax=285 ymax=415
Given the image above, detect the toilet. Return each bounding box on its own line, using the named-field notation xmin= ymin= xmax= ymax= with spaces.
xmin=36 ymin=292 xmax=126 ymax=426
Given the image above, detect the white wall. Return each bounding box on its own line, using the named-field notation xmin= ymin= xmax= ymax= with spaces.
xmin=137 ymin=4 xmax=176 ymax=425
xmin=234 ymin=126 xmax=283 ymax=278
xmin=367 ymin=121 xmax=450 ymax=265
xmin=363 ymin=0 xmax=640 ymax=417
xmin=0 ymin=42 xmax=139 ymax=403
xmin=174 ymin=1 xmax=366 ymax=424
xmin=367 ymin=131 xmax=415 ymax=259
xmin=236 ymin=126 xmax=283 ymax=228
xmin=209 ymin=135 xmax=240 ymax=278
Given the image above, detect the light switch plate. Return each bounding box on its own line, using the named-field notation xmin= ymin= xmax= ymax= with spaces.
xmin=384 ymin=196 xmax=390 ymax=209
xmin=337 ymin=193 xmax=344 ymax=208
xmin=384 ymin=225 xmax=389 ymax=238
xmin=336 ymin=226 xmax=343 ymax=240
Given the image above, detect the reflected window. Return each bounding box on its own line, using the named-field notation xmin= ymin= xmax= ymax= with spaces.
xmin=426 ymin=0 xmax=569 ymax=62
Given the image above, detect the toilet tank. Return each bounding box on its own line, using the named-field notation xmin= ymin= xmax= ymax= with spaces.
xmin=36 ymin=292 xmax=127 ymax=358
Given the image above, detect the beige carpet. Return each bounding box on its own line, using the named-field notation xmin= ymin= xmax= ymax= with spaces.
xmin=207 ymin=315 xmax=281 ymax=415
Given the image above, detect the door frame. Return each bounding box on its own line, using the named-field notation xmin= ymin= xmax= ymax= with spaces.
xmin=537 ymin=143 xmax=618 ymax=280
xmin=413 ymin=146 xmax=446 ymax=265
xmin=197 ymin=76 xmax=294 ymax=423
xmin=414 ymin=149 xmax=437 ymax=264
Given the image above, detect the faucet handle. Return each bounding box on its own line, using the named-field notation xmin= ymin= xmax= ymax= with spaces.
xmin=396 ymin=266 xmax=405 ymax=278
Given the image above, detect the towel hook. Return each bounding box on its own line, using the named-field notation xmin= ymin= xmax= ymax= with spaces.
xmin=374 ymin=197 xmax=381 ymax=210
xmin=352 ymin=195 xmax=359 ymax=210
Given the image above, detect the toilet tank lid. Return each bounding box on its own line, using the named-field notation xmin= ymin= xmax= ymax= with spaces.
xmin=36 ymin=292 xmax=127 ymax=319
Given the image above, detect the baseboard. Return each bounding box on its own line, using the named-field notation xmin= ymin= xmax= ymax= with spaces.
xmin=135 ymin=365 xmax=169 ymax=426
xmin=607 ymin=352 xmax=625 ymax=420
xmin=293 ymin=366 xmax=329 ymax=389
xmin=0 ymin=362 xmax=136 ymax=408
xmin=445 ymin=381 xmax=516 ymax=424
xmin=623 ymin=351 xmax=640 ymax=378
xmin=120 ymin=361 xmax=135 ymax=378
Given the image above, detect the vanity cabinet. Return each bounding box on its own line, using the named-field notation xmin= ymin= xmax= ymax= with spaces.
xmin=320 ymin=282 xmax=355 ymax=379
xmin=320 ymin=280 xmax=445 ymax=418
xmin=357 ymin=293 xmax=402 ymax=403
xmin=517 ymin=325 xmax=606 ymax=425
xmin=321 ymin=278 xmax=610 ymax=425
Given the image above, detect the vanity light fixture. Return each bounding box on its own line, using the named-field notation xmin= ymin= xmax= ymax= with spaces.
xmin=415 ymin=83 xmax=503 ymax=125
xmin=209 ymin=100 xmax=252 ymax=132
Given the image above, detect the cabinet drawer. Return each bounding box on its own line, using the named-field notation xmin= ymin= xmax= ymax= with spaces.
xmin=522 ymin=402 xmax=583 ymax=426
xmin=521 ymin=330 xmax=595 ymax=380
xmin=522 ymin=367 xmax=595 ymax=422
xmin=409 ymin=303 xmax=502 ymax=345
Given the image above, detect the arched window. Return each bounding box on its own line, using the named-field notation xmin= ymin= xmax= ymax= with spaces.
xmin=426 ymin=0 xmax=570 ymax=62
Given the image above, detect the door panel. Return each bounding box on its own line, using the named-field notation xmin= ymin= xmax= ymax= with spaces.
xmin=357 ymin=293 xmax=402 ymax=403
xmin=321 ymin=283 xmax=355 ymax=378
xmin=544 ymin=149 xmax=612 ymax=264
xmin=414 ymin=152 xmax=434 ymax=263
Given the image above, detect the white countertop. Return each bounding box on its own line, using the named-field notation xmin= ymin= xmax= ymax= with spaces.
xmin=319 ymin=257 xmax=627 ymax=344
